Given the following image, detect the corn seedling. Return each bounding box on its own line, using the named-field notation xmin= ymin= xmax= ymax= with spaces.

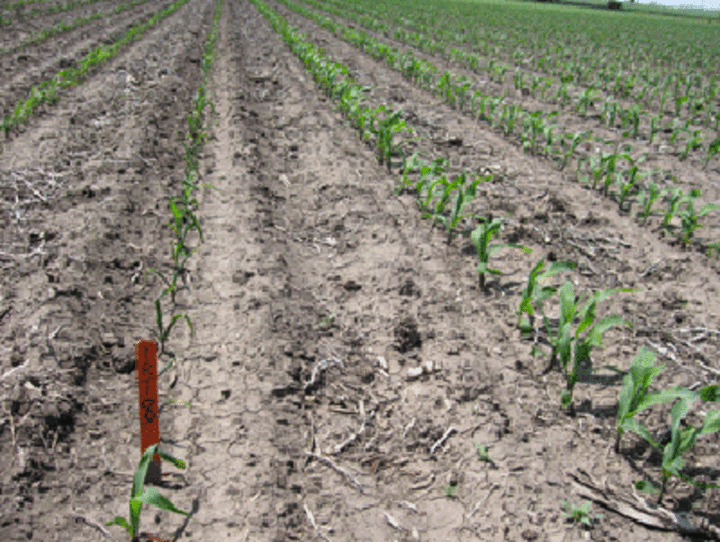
xmin=414 ymin=157 xmax=449 ymax=201
xmin=513 ymin=69 xmax=524 ymax=91
xmin=661 ymin=186 xmax=684 ymax=233
xmin=679 ymin=130 xmax=703 ymax=161
xmin=421 ymin=175 xmax=450 ymax=219
xmin=676 ymin=189 xmax=719 ymax=244
xmin=487 ymin=95 xmax=505 ymax=127
xmin=530 ymin=75 xmax=541 ymax=98
xmin=152 ymin=294 xmax=193 ymax=357
xmin=558 ymin=131 xmax=590 ymax=171
xmin=649 ymin=114 xmax=661 ymax=144
xmin=601 ymin=151 xmax=631 ymax=198
xmin=615 ymin=347 xmax=693 ymax=453
xmin=319 ymin=312 xmax=336 ymax=329
xmin=517 ymin=258 xmax=576 ymax=335
xmin=501 ymin=103 xmax=520 ymax=136
xmin=470 ymin=216 xmax=531 ymax=292
xmin=475 ymin=93 xmax=492 ymax=121
xmin=454 ymin=76 xmax=471 ymax=111
xmin=475 ymin=443 xmax=496 ymax=467
xmin=561 ymin=500 xmax=603 ymax=528
xmin=603 ymin=98 xmax=619 ymax=128
xmin=637 ymin=182 xmax=667 ymax=225
xmin=374 ymin=108 xmax=410 ymax=172
xmin=540 ymin=77 xmax=553 ymax=101
xmin=705 ymin=136 xmax=720 ymax=168
xmin=538 ymin=281 xmax=632 ymax=409
xmin=397 ymin=150 xmax=425 ymax=194
xmin=542 ymin=116 xmax=561 ymax=158
xmin=557 ymin=83 xmax=570 ymax=109
xmin=579 ymin=153 xmax=606 ymax=190
xmin=106 ymin=444 xmax=189 ymax=541
xmin=653 ymin=390 xmax=719 ymax=505
xmin=674 ymin=94 xmax=689 ymax=116
xmin=617 ymin=155 xmax=647 ymax=213
xmin=438 ymin=173 xmax=489 ymax=243
xmin=443 ymin=484 xmax=458 ymax=498
xmin=575 ymin=85 xmax=598 ymax=117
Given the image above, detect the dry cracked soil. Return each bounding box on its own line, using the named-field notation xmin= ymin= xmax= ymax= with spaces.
xmin=1 ymin=0 xmax=719 ymax=541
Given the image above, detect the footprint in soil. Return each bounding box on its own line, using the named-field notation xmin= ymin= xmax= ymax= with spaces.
xmin=394 ymin=316 xmax=422 ymax=353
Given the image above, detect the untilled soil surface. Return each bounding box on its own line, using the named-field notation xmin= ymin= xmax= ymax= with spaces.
xmin=1 ymin=0 xmax=719 ymax=541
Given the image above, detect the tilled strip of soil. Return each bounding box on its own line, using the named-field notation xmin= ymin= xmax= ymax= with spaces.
xmin=0 ymin=0 xmax=216 ymax=540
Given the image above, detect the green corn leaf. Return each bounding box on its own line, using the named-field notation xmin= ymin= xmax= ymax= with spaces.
xmin=137 ymin=486 xmax=189 ymax=516
xmin=584 ymin=315 xmax=627 ymax=347
xmin=699 ymin=410 xmax=720 ymax=435
xmin=698 ymin=203 xmax=720 ymax=217
xmin=559 ymin=281 xmax=576 ymax=326
xmin=106 ymin=516 xmax=132 ymax=535
xmin=620 ymin=417 xmax=659 ymax=448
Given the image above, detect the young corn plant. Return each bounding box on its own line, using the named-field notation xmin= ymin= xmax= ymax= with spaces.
xmin=562 ymin=500 xmax=604 ymax=529
xmin=621 ymin=104 xmax=645 ymax=139
xmin=421 ymin=176 xmax=451 ymax=221
xmin=517 ymin=258 xmax=576 ymax=335
xmin=637 ymin=182 xmax=667 ymax=225
xmin=705 ymin=136 xmax=720 ymax=169
xmin=501 ymin=103 xmax=520 ymax=136
xmin=437 ymin=173 xmax=490 ymax=244
xmin=622 ymin=385 xmax=720 ymax=505
xmin=454 ymin=77 xmax=472 ymax=111
xmin=558 ymin=131 xmax=591 ymax=171
xmin=575 ymin=85 xmax=598 ymax=117
xmin=374 ymin=109 xmax=411 ymax=172
xmin=542 ymin=115 xmax=561 ymax=158
xmin=615 ymin=154 xmax=648 ymax=212
xmin=661 ymin=187 xmax=683 ymax=233
xmin=649 ymin=114 xmax=661 ymax=144
xmin=397 ymin=150 xmax=425 ymax=195
xmin=655 ymin=400 xmax=720 ymax=505
xmin=470 ymin=216 xmax=531 ymax=292
xmin=541 ymin=77 xmax=553 ymax=101
xmin=538 ymin=281 xmax=632 ymax=410
xmin=679 ymin=130 xmax=703 ymax=161
xmin=413 ymin=157 xmax=449 ymax=202
xmin=676 ymin=189 xmax=719 ymax=245
xmin=107 ymin=444 xmax=190 ymax=542
xmin=152 ymin=290 xmax=193 ymax=358
xmin=615 ymin=347 xmax=692 ymax=453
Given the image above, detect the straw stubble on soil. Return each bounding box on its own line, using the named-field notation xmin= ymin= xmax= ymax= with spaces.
xmin=0 ymin=0 xmax=719 ymax=541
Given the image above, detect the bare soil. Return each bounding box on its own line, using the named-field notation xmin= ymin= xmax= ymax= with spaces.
xmin=1 ymin=0 xmax=719 ymax=541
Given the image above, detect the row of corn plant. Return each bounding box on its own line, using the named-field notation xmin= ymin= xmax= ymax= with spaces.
xmin=277 ymin=0 xmax=720 ymax=255
xmin=261 ymin=0 xmax=720 ymax=514
xmin=251 ymin=0 xmax=537 ymax=296
xmin=107 ymin=2 xmax=223 ymax=540
xmin=0 ymin=0 xmax=152 ymax=56
xmin=0 ymin=0 xmax=190 ymax=145
xmin=305 ymin=0 xmax=720 ymax=129
xmin=306 ymin=0 xmax=720 ymax=515
xmin=517 ymin=259 xmax=719 ymax=507
xmin=298 ymin=0 xmax=720 ymax=167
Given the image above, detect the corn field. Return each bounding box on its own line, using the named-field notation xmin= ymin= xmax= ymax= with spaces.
xmin=0 ymin=0 xmax=719 ymax=540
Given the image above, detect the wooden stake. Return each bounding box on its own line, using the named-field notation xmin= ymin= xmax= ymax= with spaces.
xmin=135 ymin=340 xmax=162 ymax=485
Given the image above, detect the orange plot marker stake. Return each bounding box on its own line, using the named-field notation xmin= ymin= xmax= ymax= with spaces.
xmin=135 ymin=340 xmax=162 ymax=484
